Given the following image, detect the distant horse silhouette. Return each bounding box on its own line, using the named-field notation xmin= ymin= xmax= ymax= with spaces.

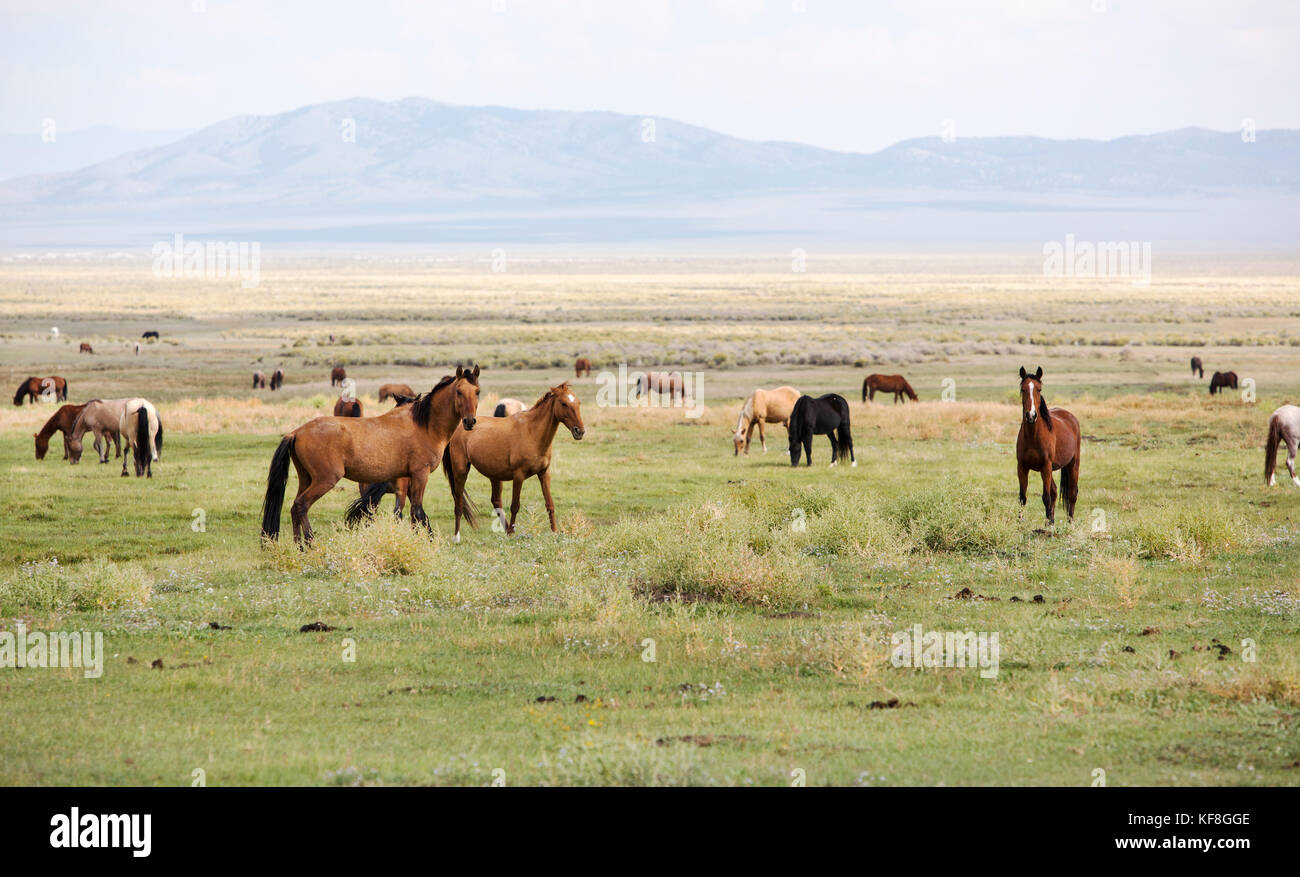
xmin=493 ymin=398 xmax=528 ymax=417
xmin=34 ymin=403 xmax=88 ymax=460
xmin=330 ymin=366 xmax=347 ymax=387
xmin=733 ymin=386 xmax=799 ymax=455
xmin=1209 ymin=371 xmax=1238 ymax=395
xmin=788 ymin=393 xmax=855 ymax=467
xmin=1015 ymin=367 xmax=1081 ymax=526
xmin=270 ymin=369 xmax=284 ymax=391
xmin=1265 ymin=404 xmax=1300 ymax=488
xmin=574 ymin=357 xmax=593 ymax=378
xmin=141 ymin=331 xmax=159 ymax=340
xmin=13 ymin=376 xmax=67 ymax=405
xmin=334 ymin=397 xmax=363 ymax=417
xmin=79 ymin=342 xmax=94 ymax=354
xmin=863 ymin=373 xmax=918 ymax=404
xmin=378 ymin=383 xmax=415 ymax=404
xmin=1190 ymin=356 xmax=1204 ymax=379
xmin=635 ymin=371 xmax=685 ymax=403
xmin=253 ymin=371 xmax=267 ymax=389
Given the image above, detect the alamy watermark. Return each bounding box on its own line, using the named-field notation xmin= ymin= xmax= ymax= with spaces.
xmin=891 ymin=624 xmax=1000 ymax=679
xmin=152 ymin=233 xmax=261 ymax=289
xmin=1043 ymin=234 xmax=1150 ymax=287
xmin=595 ymin=363 xmax=705 ymax=419
xmin=1 ymin=621 xmax=103 ymax=678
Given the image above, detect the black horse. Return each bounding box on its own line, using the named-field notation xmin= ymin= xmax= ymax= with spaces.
xmin=1209 ymin=370 xmax=1238 ymax=395
xmin=141 ymin=330 xmax=160 ymax=340
xmin=1190 ymin=356 xmax=1204 ymax=379
xmin=788 ymin=393 xmax=855 ymax=467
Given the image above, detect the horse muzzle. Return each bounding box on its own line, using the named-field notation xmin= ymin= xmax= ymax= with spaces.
xmin=462 ymin=417 xmax=477 ymax=430
xmin=1024 ymin=412 xmax=1037 ymax=424
xmin=570 ymin=426 xmax=585 ymax=440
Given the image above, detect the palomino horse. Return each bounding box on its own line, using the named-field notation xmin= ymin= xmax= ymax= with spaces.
xmin=270 ymin=369 xmax=284 ymax=391
xmin=13 ymin=376 xmax=68 ymax=405
xmin=733 ymin=386 xmax=799 ymax=455
xmin=1209 ymin=371 xmax=1238 ymax=395
xmin=253 ymin=371 xmax=267 ymax=389
xmin=79 ymin=343 xmax=94 ymax=354
xmin=444 ymin=383 xmax=585 ymax=541
xmin=34 ymin=403 xmax=88 ymax=460
xmin=330 ymin=366 xmax=347 ymax=387
xmin=574 ymin=357 xmax=593 ymax=378
xmin=1265 ymin=404 xmax=1300 ymax=488
xmin=67 ymin=400 xmax=122 ymax=464
xmin=262 ymin=365 xmax=481 ymax=543
xmin=1015 ymin=367 xmax=1081 ymax=526
xmin=1190 ymin=356 xmax=1204 ymax=379
xmin=863 ymin=374 xmax=918 ymax=404
xmin=636 ymin=371 xmax=685 ymax=403
xmin=120 ymin=398 xmax=164 ymax=477
xmin=788 ymin=394 xmax=855 ymax=467
xmin=333 ymin=397 xmax=363 ymax=417
xmin=378 ymin=383 xmax=415 ymax=403
xmin=493 ymin=398 xmax=528 ymax=417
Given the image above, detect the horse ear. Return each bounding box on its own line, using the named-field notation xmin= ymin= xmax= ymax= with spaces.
xmin=1019 ymin=367 xmax=1027 ymax=379
xmin=1034 ymin=366 xmax=1042 ymax=380
xmin=455 ymin=366 xmax=464 ymax=378
xmin=471 ymin=364 xmax=480 ymax=379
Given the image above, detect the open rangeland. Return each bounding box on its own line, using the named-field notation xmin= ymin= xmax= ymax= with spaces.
xmin=1 ymin=253 xmax=1298 ymax=786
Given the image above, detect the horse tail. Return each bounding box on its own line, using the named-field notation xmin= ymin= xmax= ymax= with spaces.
xmin=493 ymin=402 xmax=506 ymax=417
xmin=134 ymin=408 xmax=151 ymax=473
xmin=345 ymin=481 xmax=393 ymax=527
xmin=442 ymin=444 xmax=479 ymax=528
xmin=154 ymin=417 xmax=163 ymax=459
xmin=862 ymin=377 xmax=869 ymax=403
xmin=60 ymin=380 xmax=68 ymax=401
xmin=260 ymin=435 xmax=295 ymax=540
xmin=1265 ymin=414 xmax=1282 ymax=484
xmin=833 ymin=396 xmax=854 ymax=462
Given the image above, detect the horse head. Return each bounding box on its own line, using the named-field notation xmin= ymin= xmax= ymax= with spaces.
xmin=549 ymin=383 xmax=585 ymax=440
xmin=1019 ymin=366 xmax=1045 ymax=425
xmin=453 ymin=364 xmax=482 ymax=430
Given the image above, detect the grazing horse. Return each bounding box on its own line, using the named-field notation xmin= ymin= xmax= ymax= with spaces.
xmin=493 ymin=398 xmax=528 ymax=417
xmin=1265 ymin=404 xmax=1300 ymax=488
xmin=261 ymin=365 xmax=481 ymax=544
xmin=119 ymin=398 xmax=164 ymax=478
xmin=635 ymin=371 xmax=685 ymax=403
xmin=67 ymin=399 xmax=126 ymax=465
xmin=787 ymin=393 xmax=855 ymax=467
xmin=12 ymin=376 xmax=67 ymax=405
xmin=330 ymin=366 xmax=346 ymax=387
xmin=79 ymin=342 xmax=94 ymax=354
xmin=34 ymin=403 xmax=88 ymax=460
xmin=141 ymin=331 xmax=159 ymax=340
xmin=574 ymin=357 xmax=593 ymax=378
xmin=863 ymin=373 xmax=918 ymax=404
xmin=445 ymin=383 xmax=585 ymax=541
xmin=1209 ymin=371 xmax=1238 ymax=395
xmin=1015 ymin=367 xmax=1081 ymax=527
xmin=733 ymin=386 xmax=799 ymax=455
xmin=1190 ymin=356 xmax=1204 ymax=379
xmin=378 ymin=383 xmax=415 ymax=404
xmin=270 ymin=369 xmax=284 ymax=391
xmin=333 ymin=397 xmax=363 ymax=417
xmin=253 ymin=371 xmax=267 ymax=389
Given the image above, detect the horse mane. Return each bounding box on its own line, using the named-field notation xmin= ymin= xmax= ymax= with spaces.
xmin=411 ymin=375 xmax=456 ymax=428
xmin=1040 ymin=394 xmax=1054 ymax=430
xmin=532 ymin=383 xmax=570 ymax=409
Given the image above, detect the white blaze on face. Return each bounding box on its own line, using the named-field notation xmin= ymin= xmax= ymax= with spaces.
xmin=567 ymin=394 xmax=575 ymax=403
xmin=1027 ymin=382 xmax=1037 ymax=420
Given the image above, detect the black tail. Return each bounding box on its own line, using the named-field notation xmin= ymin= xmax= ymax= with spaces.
xmin=134 ymin=408 xmax=150 ymax=475
xmin=260 ymin=435 xmax=295 ymax=540
xmin=442 ymin=445 xmax=479 ymax=528
xmin=493 ymin=402 xmax=506 ymax=417
xmin=61 ymin=381 xmax=68 ymax=401
xmin=345 ymin=481 xmax=394 ymax=527
xmin=831 ymin=395 xmax=854 ymax=463
xmin=155 ymin=418 xmax=163 ymax=459
xmin=1265 ymin=415 xmax=1282 ymax=484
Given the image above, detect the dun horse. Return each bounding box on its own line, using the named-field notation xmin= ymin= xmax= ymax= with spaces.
xmin=12 ymin=376 xmax=67 ymax=405
xmin=378 ymin=383 xmax=415 ymax=403
xmin=330 ymin=366 xmax=347 ymax=387
xmin=262 ymin=366 xmax=481 ymax=543
xmin=574 ymin=357 xmax=593 ymax=378
xmin=1190 ymin=356 xmax=1204 ymax=379
xmin=733 ymin=386 xmax=799 ymax=455
xmin=1015 ymin=367 xmax=1081 ymax=526
xmin=1265 ymin=404 xmax=1300 ymax=488
xmin=863 ymin=373 xmax=918 ymax=404
xmin=1209 ymin=371 xmax=1239 ymax=395
xmin=787 ymin=394 xmax=855 ymax=467
xmin=34 ymin=403 xmax=88 ymax=460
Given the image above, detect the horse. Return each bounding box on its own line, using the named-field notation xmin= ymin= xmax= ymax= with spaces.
xmin=330 ymin=366 xmax=347 ymax=387
xmin=787 ymin=394 xmax=855 ymax=467
xmin=444 ymin=383 xmax=585 ymax=541
xmin=67 ymin=399 xmax=126 ymax=465
xmin=270 ymin=369 xmax=284 ymax=391
xmin=733 ymin=386 xmax=799 ymax=455
xmin=79 ymin=342 xmax=94 ymax=354
xmin=34 ymin=403 xmax=88 ymax=460
xmin=1190 ymin=356 xmax=1204 ymax=379
xmin=119 ymin=398 xmax=163 ymax=478
xmin=863 ymin=373 xmax=918 ymax=404
xmin=1209 ymin=371 xmax=1238 ymax=395
xmin=574 ymin=357 xmax=593 ymax=378
xmin=141 ymin=331 xmax=159 ymax=340
xmin=1015 ymin=367 xmax=1081 ymax=527
xmin=12 ymin=376 xmax=67 ymax=405
xmin=261 ymin=365 xmax=481 ymax=544
xmin=1265 ymin=404 xmax=1300 ymax=488
xmin=493 ymin=398 xmax=528 ymax=417
xmin=333 ymin=397 xmax=363 ymax=417
xmin=253 ymin=371 xmax=267 ymax=389
xmin=635 ymin=371 xmax=685 ymax=403
xmin=378 ymin=383 xmax=415 ymax=404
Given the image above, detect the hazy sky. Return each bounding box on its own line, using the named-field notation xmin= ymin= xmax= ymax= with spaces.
xmin=2 ymin=0 xmax=1296 ymax=152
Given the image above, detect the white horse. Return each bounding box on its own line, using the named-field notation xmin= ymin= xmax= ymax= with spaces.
xmin=119 ymin=398 xmax=164 ymax=478
xmin=1265 ymin=404 xmax=1300 ymax=487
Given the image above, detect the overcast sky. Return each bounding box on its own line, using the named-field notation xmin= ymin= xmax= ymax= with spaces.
xmin=2 ymin=0 xmax=1296 ymax=152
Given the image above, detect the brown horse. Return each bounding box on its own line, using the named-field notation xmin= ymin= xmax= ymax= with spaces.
xmin=635 ymin=371 xmax=685 ymax=403
xmin=261 ymin=365 xmax=481 ymax=543
xmin=574 ymin=357 xmax=593 ymax=378
xmin=1190 ymin=356 xmax=1204 ymax=379
xmin=445 ymin=383 xmax=585 ymax=541
xmin=1209 ymin=371 xmax=1238 ymax=395
xmin=333 ymin=397 xmax=363 ymax=417
xmin=270 ymin=368 xmax=284 ymax=390
xmin=1015 ymin=367 xmax=1081 ymax=527
xmin=378 ymin=383 xmax=415 ymax=404
xmin=12 ymin=376 xmax=68 ymax=405
xmin=67 ymin=398 xmax=126 ymax=464
xmin=330 ymin=366 xmax=347 ymax=387
xmin=863 ymin=373 xmax=918 ymax=404
xmin=733 ymin=386 xmax=799 ymax=455
xmin=253 ymin=371 xmax=267 ymax=389
xmin=79 ymin=343 xmax=94 ymax=354
xmin=34 ymin=403 xmax=88 ymax=460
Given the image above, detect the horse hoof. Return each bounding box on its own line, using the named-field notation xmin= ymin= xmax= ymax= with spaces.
xmin=851 ymin=460 xmax=857 ymax=468
xmin=453 ymin=533 xmax=460 ymax=544
xmin=1293 ymin=477 xmax=1300 ymax=488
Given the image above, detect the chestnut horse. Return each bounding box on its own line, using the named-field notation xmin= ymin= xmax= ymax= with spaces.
xmin=270 ymin=369 xmax=284 ymax=391
xmin=1015 ymin=367 xmax=1081 ymax=526
xmin=445 ymin=383 xmax=585 ymax=541
xmin=333 ymin=397 xmax=363 ymax=417
xmin=261 ymin=365 xmax=481 ymax=543
xmin=253 ymin=371 xmax=267 ymax=389
xmin=378 ymin=383 xmax=415 ymax=403
xmin=330 ymin=366 xmax=346 ymax=387
xmin=79 ymin=343 xmax=94 ymax=354
xmin=635 ymin=371 xmax=685 ymax=403
xmin=733 ymin=386 xmax=799 ymax=455
xmin=13 ymin=376 xmax=68 ymax=405
xmin=34 ymin=403 xmax=88 ymax=460
xmin=1209 ymin=371 xmax=1238 ymax=395
xmin=1265 ymin=404 xmax=1300 ymax=488
xmin=863 ymin=373 xmax=918 ymax=404
xmin=574 ymin=357 xmax=593 ymax=378
xmin=1190 ymin=356 xmax=1204 ymax=379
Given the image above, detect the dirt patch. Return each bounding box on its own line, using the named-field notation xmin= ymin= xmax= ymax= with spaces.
xmin=655 ymin=734 xmax=747 ymax=747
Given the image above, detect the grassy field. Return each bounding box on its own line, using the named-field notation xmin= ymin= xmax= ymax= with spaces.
xmin=1 ymin=253 xmax=1298 ymax=786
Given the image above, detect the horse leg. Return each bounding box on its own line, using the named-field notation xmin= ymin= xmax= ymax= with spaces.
xmin=508 ymin=477 xmax=524 ymax=533
xmin=1040 ymin=466 xmax=1056 ymax=526
xmin=803 ymin=436 xmax=813 ymax=466
xmin=826 ymin=434 xmax=838 ymax=467
xmin=491 ymin=480 xmax=506 ymax=532
xmin=757 ymin=419 xmax=767 ymax=453
xmin=538 ymin=468 xmax=557 ymax=533
xmin=394 ymin=479 xmax=408 ymax=519
xmin=1287 ymin=436 xmax=1300 ymax=487
xmin=1017 ymin=462 xmax=1029 ymax=518
xmin=406 ymin=468 xmax=433 ymax=535
xmin=743 ymin=420 xmax=756 ymax=455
